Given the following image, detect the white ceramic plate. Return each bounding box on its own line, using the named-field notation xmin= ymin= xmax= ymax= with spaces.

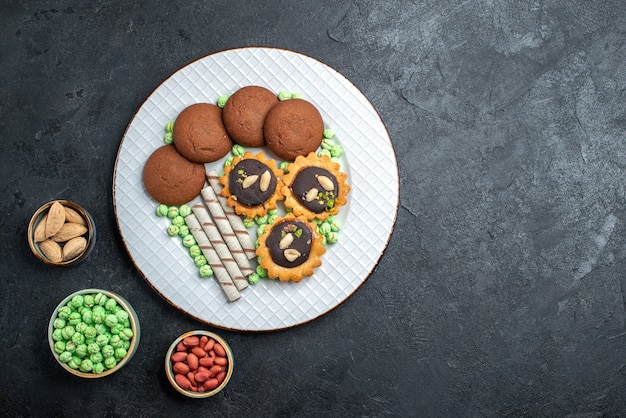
xmin=113 ymin=47 xmax=398 ymax=331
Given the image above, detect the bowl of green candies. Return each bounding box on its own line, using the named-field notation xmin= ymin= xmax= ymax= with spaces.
xmin=48 ymin=289 xmax=140 ymax=378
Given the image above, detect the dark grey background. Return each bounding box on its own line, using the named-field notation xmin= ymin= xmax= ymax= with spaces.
xmin=2 ymin=1 xmax=625 ymax=416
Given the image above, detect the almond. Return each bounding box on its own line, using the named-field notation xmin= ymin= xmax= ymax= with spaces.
xmin=242 ymin=174 xmax=258 ymax=189
xmin=64 ymin=207 xmax=86 ymax=225
xmin=259 ymin=170 xmax=271 ymax=192
xmin=45 ymin=202 xmax=66 ymax=238
xmin=62 ymin=237 xmax=87 ymax=261
xmin=317 ymin=175 xmax=335 ymax=191
xmin=33 ymin=214 xmax=48 ymax=242
xmin=305 ymin=188 xmax=319 ymax=202
xmin=284 ymin=248 xmax=301 ymax=262
xmin=50 ymin=222 xmax=88 ymax=242
xmin=279 ymin=233 xmax=294 ymax=250
xmin=39 ymin=239 xmax=63 ymax=263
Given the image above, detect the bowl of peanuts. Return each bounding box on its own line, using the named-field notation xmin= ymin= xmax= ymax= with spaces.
xmin=48 ymin=288 xmax=140 ymax=378
xmin=165 ymin=330 xmax=234 ymax=398
xmin=28 ymin=200 xmax=96 ymax=266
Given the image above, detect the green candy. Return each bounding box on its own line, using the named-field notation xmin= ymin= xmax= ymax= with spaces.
xmin=68 ymin=356 xmax=81 ymax=370
xmin=189 ymin=245 xmax=201 ymax=258
xmin=114 ymin=347 xmax=127 ymax=360
xmin=199 ymin=264 xmax=213 ymax=278
xmin=92 ymin=362 xmax=105 ymax=374
xmin=71 ymin=295 xmax=84 ymax=308
xmin=109 ymin=335 xmax=123 ymax=349
xmin=71 ymin=332 xmax=85 ymax=346
xmin=178 ymin=225 xmax=189 ymax=237
xmin=323 ymin=128 xmax=335 ymax=139
xmin=243 ymin=217 xmax=255 ymax=228
xmin=94 ymin=292 xmax=108 ymax=306
xmin=115 ymin=310 xmax=129 ymax=324
xmin=178 ymin=204 xmax=191 ymax=217
xmin=279 ymin=161 xmax=289 ymax=173
xmin=167 ymin=224 xmax=180 ymax=236
xmin=232 ymin=144 xmax=245 ymax=157
xmin=164 ymin=131 xmax=173 ymax=144
xmin=101 ymin=345 xmax=114 ymax=358
xmin=87 ymin=343 xmax=100 ymax=355
xmin=104 ymin=356 xmax=117 ymax=369
xmin=118 ymin=328 xmax=133 ymax=342
xmin=326 ymin=232 xmax=339 ymax=244
xmin=61 ymin=326 xmax=76 ymax=340
xmin=247 ymin=273 xmax=260 ymax=285
xmin=83 ymin=295 xmax=95 ymax=308
xmin=53 ymin=318 xmax=66 ymax=329
xmin=256 ymin=265 xmax=268 ymax=278
xmin=75 ymin=322 xmax=87 ymax=334
xmin=166 ymin=206 xmax=179 ymax=219
xmin=278 ymin=91 xmax=291 ymax=101
xmin=75 ymin=344 xmax=88 ymax=358
xmin=182 ymin=235 xmax=196 ymax=248
xmin=104 ymin=314 xmax=118 ymax=328
xmin=79 ymin=359 xmax=94 ymax=372
xmin=67 ymin=312 xmax=81 ymax=326
xmin=104 ymin=298 xmax=117 ymax=312
xmin=57 ymin=306 xmax=72 ymax=320
xmin=54 ymin=341 xmax=66 ymax=354
xmin=90 ymin=352 xmax=103 ymax=364
xmin=194 ymin=255 xmax=207 ymax=267
xmin=95 ymin=334 xmax=109 ymax=347
xmin=82 ymin=309 xmax=94 ymax=325
xmin=64 ymin=342 xmax=76 ymax=353
xmin=52 ymin=329 xmax=64 ymax=342
xmin=156 ymin=204 xmax=169 ymax=217
xmin=217 ymin=95 xmax=230 ymax=108
xmin=58 ymin=351 xmax=72 ymax=363
xmin=171 ymin=215 xmax=185 ymax=227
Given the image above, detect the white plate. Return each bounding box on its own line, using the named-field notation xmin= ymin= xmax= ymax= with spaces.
xmin=113 ymin=47 xmax=398 ymax=331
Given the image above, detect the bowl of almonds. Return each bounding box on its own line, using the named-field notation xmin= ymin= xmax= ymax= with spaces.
xmin=28 ymin=200 xmax=96 ymax=266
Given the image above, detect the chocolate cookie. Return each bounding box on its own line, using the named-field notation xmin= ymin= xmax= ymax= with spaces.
xmin=173 ymin=103 xmax=232 ymax=163
xmin=142 ymin=144 xmax=206 ymax=206
xmin=263 ymin=99 xmax=324 ymax=161
xmin=222 ymin=86 xmax=279 ymax=147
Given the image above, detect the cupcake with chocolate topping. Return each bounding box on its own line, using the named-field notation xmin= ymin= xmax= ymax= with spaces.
xmin=281 ymin=152 xmax=350 ymax=221
xmin=219 ymin=151 xmax=285 ymax=219
xmin=256 ymin=213 xmax=326 ymax=282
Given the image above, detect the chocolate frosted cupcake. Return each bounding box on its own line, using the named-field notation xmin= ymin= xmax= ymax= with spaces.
xmin=281 ymin=152 xmax=350 ymax=221
xmin=263 ymin=98 xmax=324 ymax=161
xmin=222 ymin=86 xmax=279 ymax=147
xmin=256 ymin=213 xmax=326 ymax=282
xmin=219 ymin=151 xmax=285 ymax=219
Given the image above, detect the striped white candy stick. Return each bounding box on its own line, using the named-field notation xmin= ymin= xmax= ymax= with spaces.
xmin=192 ymin=204 xmax=249 ymax=291
xmin=201 ymin=186 xmax=255 ymax=277
xmin=206 ymin=168 xmax=256 ymax=259
xmin=184 ymin=213 xmax=241 ymax=302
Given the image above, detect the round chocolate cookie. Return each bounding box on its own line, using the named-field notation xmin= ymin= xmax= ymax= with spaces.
xmin=173 ymin=103 xmax=232 ymax=163
xmin=142 ymin=144 xmax=206 ymax=206
xmin=222 ymin=86 xmax=279 ymax=147
xmin=263 ymin=99 xmax=324 ymax=161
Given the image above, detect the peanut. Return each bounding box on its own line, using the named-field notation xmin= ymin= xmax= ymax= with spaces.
xmin=170 ymin=334 xmax=230 ymax=394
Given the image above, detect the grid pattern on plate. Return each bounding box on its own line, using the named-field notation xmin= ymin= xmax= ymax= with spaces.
xmin=113 ymin=48 xmax=399 ymax=331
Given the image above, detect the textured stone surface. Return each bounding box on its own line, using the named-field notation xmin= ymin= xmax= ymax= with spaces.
xmin=1 ymin=0 xmax=625 ymax=416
